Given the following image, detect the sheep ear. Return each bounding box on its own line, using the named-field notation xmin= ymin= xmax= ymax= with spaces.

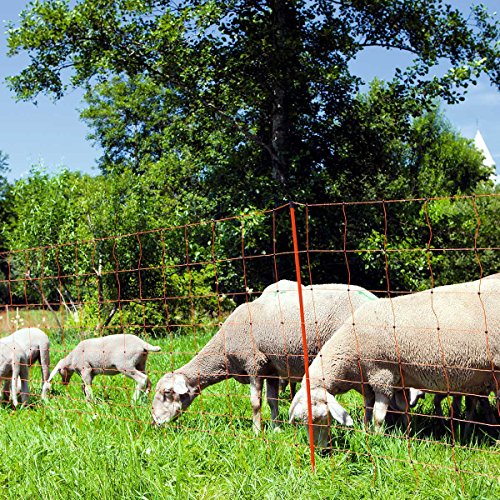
xmin=288 ymin=391 xmax=304 ymax=424
xmin=47 ymin=362 xmax=61 ymax=383
xmin=288 ymin=401 xmax=299 ymax=424
xmin=409 ymin=388 xmax=424 ymax=407
xmin=327 ymin=392 xmax=353 ymax=426
xmin=173 ymin=376 xmax=189 ymax=395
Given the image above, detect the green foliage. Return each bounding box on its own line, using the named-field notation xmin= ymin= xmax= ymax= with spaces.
xmin=3 ymin=102 xmax=496 ymax=328
xmin=4 ymin=1 xmax=499 ymax=319
xmin=0 ymin=151 xmax=8 ymax=173
xmin=356 ymin=184 xmax=499 ymax=292
xmin=0 ymin=149 xmax=13 ymax=256
xmin=6 ymin=0 xmax=500 ymax=208
xmin=3 ymin=167 xmax=229 ymax=334
xmin=424 ymin=185 xmax=500 ymax=286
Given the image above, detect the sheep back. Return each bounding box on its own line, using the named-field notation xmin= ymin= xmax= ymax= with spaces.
xmin=196 ymin=281 xmax=378 ymax=382
xmin=69 ymin=334 xmax=154 ymax=372
xmin=311 ymin=278 xmax=499 ymax=397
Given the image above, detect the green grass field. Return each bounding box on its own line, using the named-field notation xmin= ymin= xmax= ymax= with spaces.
xmin=0 ymin=329 xmax=498 ymax=499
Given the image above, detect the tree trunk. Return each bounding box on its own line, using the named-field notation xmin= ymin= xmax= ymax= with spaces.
xmin=270 ymin=0 xmax=295 ymax=187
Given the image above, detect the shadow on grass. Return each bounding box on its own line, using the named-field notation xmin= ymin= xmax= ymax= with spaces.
xmin=372 ymin=407 xmax=499 ymax=446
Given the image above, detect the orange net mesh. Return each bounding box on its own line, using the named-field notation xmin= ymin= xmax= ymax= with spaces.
xmin=0 ymin=193 xmax=498 ymax=483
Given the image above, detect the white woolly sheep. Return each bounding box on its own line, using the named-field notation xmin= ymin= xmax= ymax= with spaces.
xmin=0 ymin=340 xmax=30 ymax=406
xmin=289 ymin=276 xmax=499 ymax=447
xmin=152 ymin=280 xmax=378 ymax=432
xmin=0 ymin=327 xmax=50 ymax=399
xmin=47 ymin=334 xmax=161 ymax=401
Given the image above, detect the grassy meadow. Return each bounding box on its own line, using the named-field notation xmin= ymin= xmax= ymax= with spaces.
xmin=0 ymin=326 xmax=498 ymax=499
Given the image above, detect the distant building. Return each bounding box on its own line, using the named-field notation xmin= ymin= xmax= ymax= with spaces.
xmin=474 ymin=130 xmax=498 ymax=183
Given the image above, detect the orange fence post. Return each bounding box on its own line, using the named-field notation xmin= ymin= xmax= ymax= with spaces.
xmin=289 ymin=201 xmax=316 ymax=472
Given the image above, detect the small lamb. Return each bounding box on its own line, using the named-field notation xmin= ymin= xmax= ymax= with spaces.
xmin=152 ymin=280 xmax=378 ymax=432
xmin=47 ymin=334 xmax=161 ymax=401
xmin=0 ymin=327 xmax=50 ymax=399
xmin=289 ymin=276 xmax=499 ymax=447
xmin=0 ymin=340 xmax=30 ymax=406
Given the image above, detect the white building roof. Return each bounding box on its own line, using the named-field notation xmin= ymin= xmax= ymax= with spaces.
xmin=474 ymin=130 xmax=497 ymax=183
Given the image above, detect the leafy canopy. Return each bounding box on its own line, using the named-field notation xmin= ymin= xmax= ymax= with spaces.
xmin=6 ymin=0 xmax=500 ymax=207
xmin=4 ymin=1 xmax=499 ymax=304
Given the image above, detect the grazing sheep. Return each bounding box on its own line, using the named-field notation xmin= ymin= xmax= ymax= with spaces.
xmin=47 ymin=334 xmax=161 ymax=402
xmin=289 ymin=277 xmax=499 ymax=447
xmin=0 ymin=327 xmax=50 ymax=399
xmin=0 ymin=341 xmax=30 ymax=407
xmin=152 ymin=280 xmax=378 ymax=432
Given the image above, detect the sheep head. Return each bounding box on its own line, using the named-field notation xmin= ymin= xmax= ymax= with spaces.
xmin=289 ymin=386 xmax=353 ymax=448
xmin=151 ymin=373 xmax=198 ymax=426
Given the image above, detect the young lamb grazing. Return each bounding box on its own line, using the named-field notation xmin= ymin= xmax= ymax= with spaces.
xmin=0 ymin=341 xmax=30 ymax=407
xmin=289 ymin=276 xmax=500 ymax=447
xmin=0 ymin=327 xmax=50 ymax=399
xmin=152 ymin=280 xmax=378 ymax=432
xmin=47 ymin=334 xmax=161 ymax=402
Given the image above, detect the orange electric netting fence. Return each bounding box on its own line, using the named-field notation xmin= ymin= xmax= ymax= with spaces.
xmin=0 ymin=193 xmax=498 ymax=483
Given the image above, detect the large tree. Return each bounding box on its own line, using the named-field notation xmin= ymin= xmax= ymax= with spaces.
xmin=5 ymin=1 xmax=499 ymax=305
xmin=6 ymin=0 xmax=500 ymax=210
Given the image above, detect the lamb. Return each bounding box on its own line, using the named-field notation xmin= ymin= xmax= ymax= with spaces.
xmin=289 ymin=277 xmax=499 ymax=447
xmin=0 ymin=327 xmax=50 ymax=399
xmin=0 ymin=340 xmax=30 ymax=406
xmin=152 ymin=280 xmax=378 ymax=432
xmin=46 ymin=334 xmax=161 ymax=401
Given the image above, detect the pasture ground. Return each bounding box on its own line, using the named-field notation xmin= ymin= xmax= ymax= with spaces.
xmin=0 ymin=328 xmax=498 ymax=499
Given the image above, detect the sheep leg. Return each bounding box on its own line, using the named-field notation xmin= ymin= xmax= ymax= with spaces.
xmin=278 ymin=379 xmax=297 ymax=399
xmin=278 ymin=378 xmax=287 ymax=393
xmin=478 ymin=397 xmax=496 ymax=425
xmin=363 ymin=386 xmax=375 ymax=426
xmin=125 ymin=369 xmax=150 ymax=402
xmin=2 ymin=379 xmax=11 ymax=403
xmin=19 ymin=363 xmax=30 ymax=404
xmin=265 ymin=378 xmax=280 ymax=431
xmin=387 ymin=390 xmax=409 ymax=429
xmin=11 ymin=363 xmax=20 ymax=407
xmin=462 ymin=396 xmax=478 ymax=441
xmin=373 ymin=392 xmax=390 ymax=432
xmin=40 ymin=345 xmax=50 ymax=399
xmin=80 ymin=368 xmax=94 ymax=401
xmin=451 ymin=395 xmax=462 ymax=420
xmin=392 ymin=390 xmax=408 ymax=412
xmin=433 ymin=393 xmax=445 ymax=422
xmin=249 ymin=376 xmax=263 ymax=434
xmin=433 ymin=393 xmax=462 ymax=419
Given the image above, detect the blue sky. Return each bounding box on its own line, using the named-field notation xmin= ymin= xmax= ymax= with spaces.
xmin=1 ymin=1 xmax=499 ymax=182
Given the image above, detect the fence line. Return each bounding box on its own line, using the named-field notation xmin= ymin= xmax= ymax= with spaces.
xmin=0 ymin=194 xmax=498 ymax=483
